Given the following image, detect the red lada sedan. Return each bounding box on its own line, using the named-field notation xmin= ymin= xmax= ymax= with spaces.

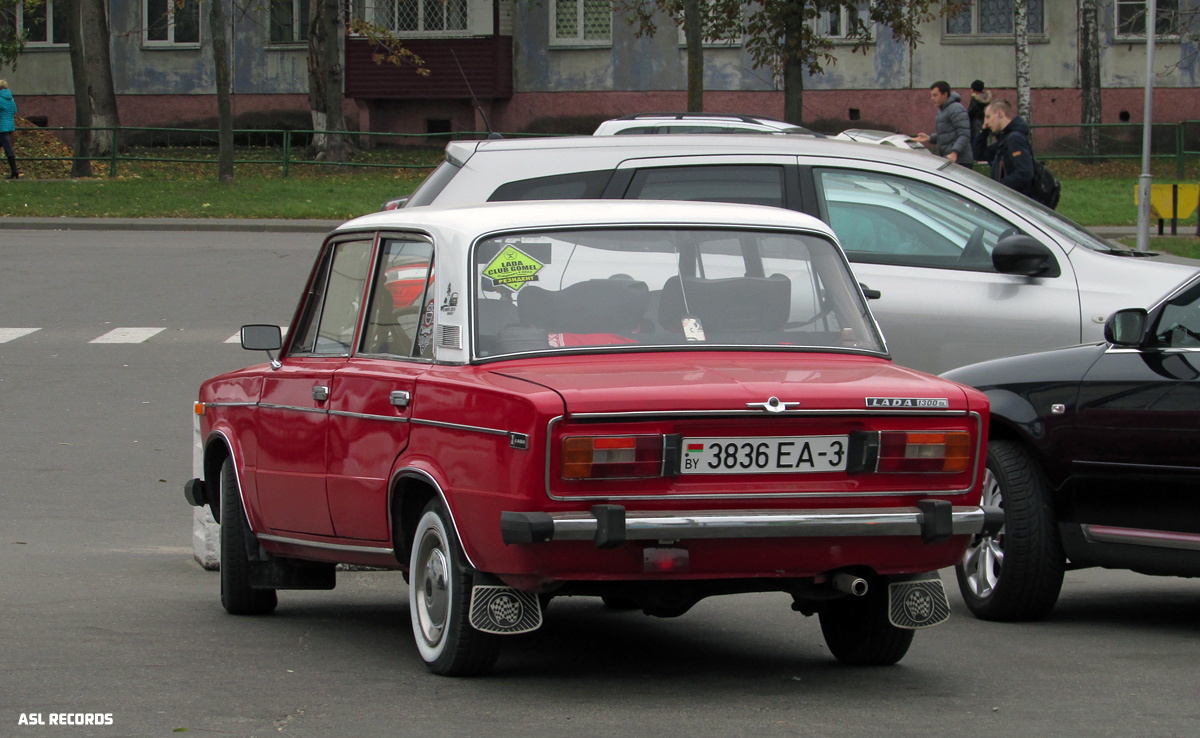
xmin=184 ymin=200 xmax=999 ymax=675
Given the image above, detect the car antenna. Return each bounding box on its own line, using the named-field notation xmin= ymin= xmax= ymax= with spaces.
xmin=452 ymin=49 xmax=502 ymax=140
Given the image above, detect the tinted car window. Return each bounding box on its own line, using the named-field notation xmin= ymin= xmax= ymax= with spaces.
xmin=489 ymin=170 xmax=614 ymax=202
xmin=816 ymin=168 xmax=1016 ymax=271
xmin=625 ymin=166 xmax=785 ymax=207
xmin=1152 ymin=281 xmax=1200 ymax=349
xmin=407 ymin=161 xmax=462 ymax=207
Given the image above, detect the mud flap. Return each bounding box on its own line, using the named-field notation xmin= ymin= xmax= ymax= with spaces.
xmin=887 ymin=577 xmax=951 ymax=629
xmin=468 ymin=585 xmax=543 ymax=635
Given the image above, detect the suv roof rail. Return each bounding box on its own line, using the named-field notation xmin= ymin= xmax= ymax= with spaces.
xmin=613 ymin=112 xmax=768 ymax=124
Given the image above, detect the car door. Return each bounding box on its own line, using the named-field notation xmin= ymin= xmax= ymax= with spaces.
xmin=809 ymin=166 xmax=1080 ymax=374
xmin=254 ymin=236 xmax=374 ymax=536
xmin=326 ymin=237 xmax=436 ymax=541
xmin=1070 ymin=279 xmax=1200 ymax=535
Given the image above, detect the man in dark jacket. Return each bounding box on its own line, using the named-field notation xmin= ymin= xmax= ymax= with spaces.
xmin=915 ymin=81 xmax=973 ymax=166
xmin=973 ymin=98 xmax=1035 ymax=198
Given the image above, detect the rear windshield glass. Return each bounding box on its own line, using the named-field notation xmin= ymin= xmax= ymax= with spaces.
xmin=472 ymin=228 xmax=884 ymax=359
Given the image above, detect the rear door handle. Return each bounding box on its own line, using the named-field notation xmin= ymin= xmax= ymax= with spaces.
xmin=312 ymin=385 xmax=329 ymax=402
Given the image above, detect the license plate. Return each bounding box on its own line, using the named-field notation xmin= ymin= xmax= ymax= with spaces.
xmin=680 ymin=436 xmax=848 ymax=474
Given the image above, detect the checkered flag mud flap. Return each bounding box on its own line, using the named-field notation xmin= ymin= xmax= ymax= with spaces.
xmin=468 ymin=585 xmax=543 ymax=634
xmin=888 ymin=578 xmax=951 ymax=629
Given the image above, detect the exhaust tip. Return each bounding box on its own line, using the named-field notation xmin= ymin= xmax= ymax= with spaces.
xmin=832 ymin=572 xmax=869 ymax=597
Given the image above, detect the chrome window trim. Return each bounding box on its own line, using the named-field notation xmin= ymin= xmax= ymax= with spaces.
xmin=411 ymin=418 xmax=510 ymax=436
xmin=542 ymin=411 xmax=983 ymax=501
xmin=257 ymin=533 xmax=394 ymax=556
xmin=329 ymin=409 xmax=410 ymax=424
xmin=387 ymin=467 xmax=479 ymax=570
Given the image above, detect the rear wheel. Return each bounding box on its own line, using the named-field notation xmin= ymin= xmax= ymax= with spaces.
xmin=409 ymin=500 xmax=501 ymax=676
xmin=819 ymin=588 xmax=913 ymax=666
xmin=219 ymin=457 xmax=277 ymax=615
xmin=955 ymin=440 xmax=1064 ymax=621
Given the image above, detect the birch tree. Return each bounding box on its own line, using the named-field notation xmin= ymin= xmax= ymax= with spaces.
xmin=1013 ymin=0 xmax=1031 ymax=123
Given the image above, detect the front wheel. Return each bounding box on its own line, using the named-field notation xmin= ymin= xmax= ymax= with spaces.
xmin=819 ymin=588 xmax=914 ymax=666
xmin=219 ymin=457 xmax=277 ymax=616
xmin=409 ymin=501 xmax=501 ymax=676
xmin=955 ymin=440 xmax=1064 ymax=621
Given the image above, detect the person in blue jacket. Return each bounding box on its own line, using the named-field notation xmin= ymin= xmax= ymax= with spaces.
xmin=0 ymin=80 xmax=18 ymax=180
xmin=973 ymin=98 xmax=1035 ymax=198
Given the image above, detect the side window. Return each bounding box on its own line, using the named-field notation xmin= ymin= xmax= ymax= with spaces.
xmin=816 ymin=168 xmax=1017 ymax=271
xmin=290 ymin=239 xmax=373 ymax=356
xmin=361 ymin=239 xmax=435 ymax=358
xmin=625 ymin=166 xmax=785 ymax=207
xmin=489 ymin=170 xmax=613 ymax=202
xmin=1151 ymin=282 xmax=1200 ymax=349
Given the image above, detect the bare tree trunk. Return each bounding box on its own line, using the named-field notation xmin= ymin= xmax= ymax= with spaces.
xmin=1014 ymin=0 xmax=1032 ymax=124
xmin=65 ymin=0 xmax=93 ymax=177
xmin=682 ymin=0 xmax=704 ymax=112
xmin=308 ymin=0 xmax=347 ymax=162
xmin=210 ymin=0 xmax=233 ymax=181
xmin=1078 ymin=0 xmax=1102 ymax=155
xmin=81 ymin=0 xmax=118 ymax=156
xmin=782 ymin=5 xmax=805 ymax=125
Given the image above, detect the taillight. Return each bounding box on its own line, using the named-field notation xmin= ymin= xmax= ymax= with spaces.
xmin=877 ymin=431 xmax=971 ymax=473
xmin=562 ymin=435 xmax=664 ymax=480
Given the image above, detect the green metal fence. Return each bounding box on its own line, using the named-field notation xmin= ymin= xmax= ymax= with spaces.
xmin=1029 ymin=121 xmax=1200 ymax=177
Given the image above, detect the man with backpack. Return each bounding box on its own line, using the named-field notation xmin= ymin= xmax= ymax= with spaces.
xmin=971 ymin=98 xmax=1060 ymax=210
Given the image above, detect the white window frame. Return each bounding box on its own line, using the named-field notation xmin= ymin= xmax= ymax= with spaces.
xmin=550 ymin=0 xmax=611 ymax=47
xmin=1115 ymin=0 xmax=1181 ymax=41
xmin=143 ymin=0 xmax=201 ymax=47
xmin=351 ymin=0 xmax=469 ymax=38
xmin=943 ymin=0 xmax=1046 ymax=42
xmin=15 ymin=0 xmax=70 ymax=47
xmin=815 ymin=1 xmax=873 ymax=44
xmin=268 ymin=0 xmax=308 ymax=45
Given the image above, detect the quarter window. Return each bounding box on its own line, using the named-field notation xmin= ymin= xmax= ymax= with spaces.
xmin=552 ymin=0 xmax=610 ymax=45
xmin=816 ymin=168 xmax=1017 ymax=272
xmin=269 ymin=0 xmax=309 ymax=43
xmin=945 ymin=0 xmax=1043 ymax=36
xmin=489 ymin=170 xmax=613 ymax=201
xmin=145 ymin=0 xmax=200 ymax=45
xmin=625 ymin=166 xmax=786 ymax=208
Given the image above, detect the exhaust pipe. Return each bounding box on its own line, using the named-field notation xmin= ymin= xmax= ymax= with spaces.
xmin=832 ymin=572 xmax=869 ymax=597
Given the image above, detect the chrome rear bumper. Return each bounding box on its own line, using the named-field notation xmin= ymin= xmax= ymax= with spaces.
xmin=501 ymin=501 xmax=1004 ymax=549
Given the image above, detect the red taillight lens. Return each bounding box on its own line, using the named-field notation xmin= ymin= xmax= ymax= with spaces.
xmin=877 ymin=431 xmax=972 ymax=473
xmin=562 ymin=435 xmax=664 ymax=480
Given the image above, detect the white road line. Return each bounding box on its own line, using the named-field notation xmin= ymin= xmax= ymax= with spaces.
xmin=90 ymin=327 xmax=168 ymax=344
xmin=0 ymin=328 xmax=40 ymax=343
xmin=225 ymin=326 xmax=289 ymax=344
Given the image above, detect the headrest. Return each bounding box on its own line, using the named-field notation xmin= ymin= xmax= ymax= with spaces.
xmin=658 ymin=274 xmax=791 ymax=333
xmin=518 ymin=278 xmax=650 ymax=334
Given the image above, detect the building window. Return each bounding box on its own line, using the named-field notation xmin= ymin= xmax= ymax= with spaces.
xmin=8 ymin=0 xmax=70 ymax=46
xmin=945 ymin=0 xmax=1043 ymax=36
xmin=353 ymin=0 xmax=468 ymax=35
xmin=145 ymin=0 xmax=200 ymax=45
xmin=1116 ymin=0 xmax=1179 ymax=38
xmin=816 ymin=1 xmax=871 ymax=40
xmin=552 ymin=0 xmax=611 ymax=45
xmin=269 ymin=0 xmax=308 ymax=43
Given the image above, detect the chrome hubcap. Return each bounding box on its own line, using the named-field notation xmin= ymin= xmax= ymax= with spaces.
xmin=415 ymin=530 xmax=450 ymax=647
xmin=962 ymin=468 xmax=1006 ymax=598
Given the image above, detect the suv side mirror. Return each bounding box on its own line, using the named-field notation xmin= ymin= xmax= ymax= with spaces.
xmin=1104 ymin=308 xmax=1148 ymax=347
xmin=241 ymin=324 xmax=282 ymax=351
xmin=992 ymin=235 xmax=1061 ymax=278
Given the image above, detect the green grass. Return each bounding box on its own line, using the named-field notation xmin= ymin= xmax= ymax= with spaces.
xmin=1117 ymin=235 xmax=1200 ymax=259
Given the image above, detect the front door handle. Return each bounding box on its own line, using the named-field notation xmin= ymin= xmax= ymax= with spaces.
xmin=390 ymin=390 xmax=411 ymax=408
xmin=312 ymin=385 xmax=329 ymax=402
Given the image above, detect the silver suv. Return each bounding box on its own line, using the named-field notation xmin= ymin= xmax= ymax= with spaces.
xmin=405 ymin=135 xmax=1197 ymax=373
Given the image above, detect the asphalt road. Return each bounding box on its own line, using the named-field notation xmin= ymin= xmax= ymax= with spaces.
xmin=2 ymin=228 xmax=1198 ymax=738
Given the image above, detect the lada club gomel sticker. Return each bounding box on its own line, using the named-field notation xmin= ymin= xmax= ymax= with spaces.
xmin=482 ymin=245 xmax=544 ymax=292
xmin=865 ymin=397 xmax=950 ymax=409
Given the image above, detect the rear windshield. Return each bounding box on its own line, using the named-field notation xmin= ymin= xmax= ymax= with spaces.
xmin=406 ymin=160 xmax=461 ymax=208
xmin=472 ymin=227 xmax=885 ymax=360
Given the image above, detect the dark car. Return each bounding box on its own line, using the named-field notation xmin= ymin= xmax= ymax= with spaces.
xmin=942 ymin=273 xmax=1200 ymax=621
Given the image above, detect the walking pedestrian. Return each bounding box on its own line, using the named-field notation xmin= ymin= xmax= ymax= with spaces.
xmin=914 ymin=80 xmax=973 ymax=167
xmin=967 ymin=80 xmax=991 ymax=141
xmin=972 ymin=98 xmax=1036 ymax=198
xmin=0 ymin=80 xmax=18 ymax=180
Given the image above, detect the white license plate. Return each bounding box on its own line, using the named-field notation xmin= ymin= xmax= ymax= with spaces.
xmin=681 ymin=436 xmax=848 ymax=474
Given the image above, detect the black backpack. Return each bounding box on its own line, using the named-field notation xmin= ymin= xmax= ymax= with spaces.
xmin=1030 ymin=158 xmax=1061 ymax=210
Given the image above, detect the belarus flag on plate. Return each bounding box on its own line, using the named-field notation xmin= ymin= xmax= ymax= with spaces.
xmin=686 ymin=443 xmax=705 ymax=453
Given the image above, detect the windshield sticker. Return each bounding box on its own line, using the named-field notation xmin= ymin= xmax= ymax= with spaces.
xmin=682 ymin=316 xmax=706 ymax=342
xmin=482 ymin=245 xmax=544 ymax=293
xmin=866 ymin=397 xmax=950 ymax=409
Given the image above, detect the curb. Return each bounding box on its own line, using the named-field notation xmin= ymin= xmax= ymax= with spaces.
xmin=0 ymin=217 xmax=343 ymax=233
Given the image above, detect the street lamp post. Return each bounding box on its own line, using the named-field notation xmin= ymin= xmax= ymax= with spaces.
xmin=1137 ymin=0 xmax=1157 ymax=252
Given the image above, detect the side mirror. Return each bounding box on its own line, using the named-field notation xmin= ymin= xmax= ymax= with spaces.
xmin=1104 ymin=308 xmax=1148 ymax=347
xmin=241 ymin=324 xmax=282 ymax=351
xmin=859 ymin=283 xmax=881 ymax=300
xmin=992 ymin=235 xmax=1061 ymax=278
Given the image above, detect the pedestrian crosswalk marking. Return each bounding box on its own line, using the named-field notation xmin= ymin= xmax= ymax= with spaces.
xmin=0 ymin=328 xmax=40 ymax=343
xmin=225 ymin=326 xmax=289 ymax=344
xmin=89 ymin=327 xmax=168 ymax=344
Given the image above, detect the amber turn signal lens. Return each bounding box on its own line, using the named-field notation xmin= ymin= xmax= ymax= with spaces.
xmin=194 ymin=402 xmax=206 ymax=416
xmin=561 ymin=435 xmax=663 ymax=480
xmin=877 ymin=431 xmax=971 ymax=473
